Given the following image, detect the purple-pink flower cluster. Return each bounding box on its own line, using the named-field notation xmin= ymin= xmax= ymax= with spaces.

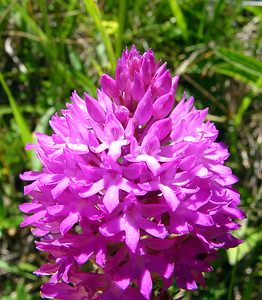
xmin=20 ymin=46 xmax=245 ymax=300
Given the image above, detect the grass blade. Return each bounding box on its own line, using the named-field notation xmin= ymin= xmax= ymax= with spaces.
xmin=216 ymin=47 xmax=262 ymax=78
xmin=168 ymin=0 xmax=188 ymax=41
xmin=213 ymin=0 xmax=225 ymax=23
xmin=245 ymin=5 xmax=262 ymax=18
xmin=212 ymin=63 xmax=262 ymax=91
xmin=16 ymin=280 xmax=31 ymax=300
xmin=83 ymin=0 xmax=116 ymax=72
xmin=39 ymin=0 xmax=52 ymax=37
xmin=30 ymin=107 xmax=57 ymax=171
xmin=116 ymin=0 xmax=127 ymax=57
xmin=0 ymin=73 xmax=32 ymax=148
xmin=215 ymin=48 xmax=262 ymax=91
xmin=228 ymin=228 xmax=262 ymax=266
xmin=0 ymin=260 xmax=35 ymax=280
xmin=0 ymin=0 xmax=17 ymax=26
xmin=197 ymin=0 xmax=208 ymax=39
xmin=212 ymin=63 xmax=259 ymax=82
xmin=234 ymin=95 xmax=252 ymax=128
xmin=14 ymin=4 xmax=47 ymax=42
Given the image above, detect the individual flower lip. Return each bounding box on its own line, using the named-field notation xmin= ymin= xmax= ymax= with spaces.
xmin=20 ymin=45 xmax=245 ymax=300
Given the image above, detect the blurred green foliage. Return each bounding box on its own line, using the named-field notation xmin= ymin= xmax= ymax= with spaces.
xmin=0 ymin=0 xmax=261 ymax=299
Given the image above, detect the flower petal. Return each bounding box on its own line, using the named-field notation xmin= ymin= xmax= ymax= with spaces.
xmin=139 ymin=218 xmax=168 ymax=238
xmin=103 ymin=185 xmax=120 ymax=213
xmin=60 ymin=212 xmax=79 ymax=235
xmin=159 ymin=184 xmax=180 ymax=211
xmin=124 ymin=218 xmax=140 ymax=253
xmin=84 ymin=92 xmax=106 ymax=123
xmin=139 ymin=269 xmax=152 ymax=300
xmin=134 ymin=88 xmax=153 ymax=125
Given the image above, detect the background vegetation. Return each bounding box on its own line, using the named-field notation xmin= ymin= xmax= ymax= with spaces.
xmin=0 ymin=0 xmax=261 ymax=299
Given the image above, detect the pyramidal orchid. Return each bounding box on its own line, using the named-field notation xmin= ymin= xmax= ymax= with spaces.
xmin=20 ymin=46 xmax=245 ymax=300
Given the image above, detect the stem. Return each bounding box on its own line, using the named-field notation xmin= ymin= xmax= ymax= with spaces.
xmin=228 ymin=248 xmax=239 ymax=300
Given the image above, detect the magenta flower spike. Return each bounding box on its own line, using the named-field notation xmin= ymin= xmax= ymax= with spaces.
xmin=20 ymin=46 xmax=245 ymax=299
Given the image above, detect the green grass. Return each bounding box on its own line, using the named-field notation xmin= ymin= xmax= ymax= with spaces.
xmin=0 ymin=73 xmax=32 ymax=148
xmin=83 ymin=0 xmax=116 ymax=72
xmin=0 ymin=0 xmax=262 ymax=299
